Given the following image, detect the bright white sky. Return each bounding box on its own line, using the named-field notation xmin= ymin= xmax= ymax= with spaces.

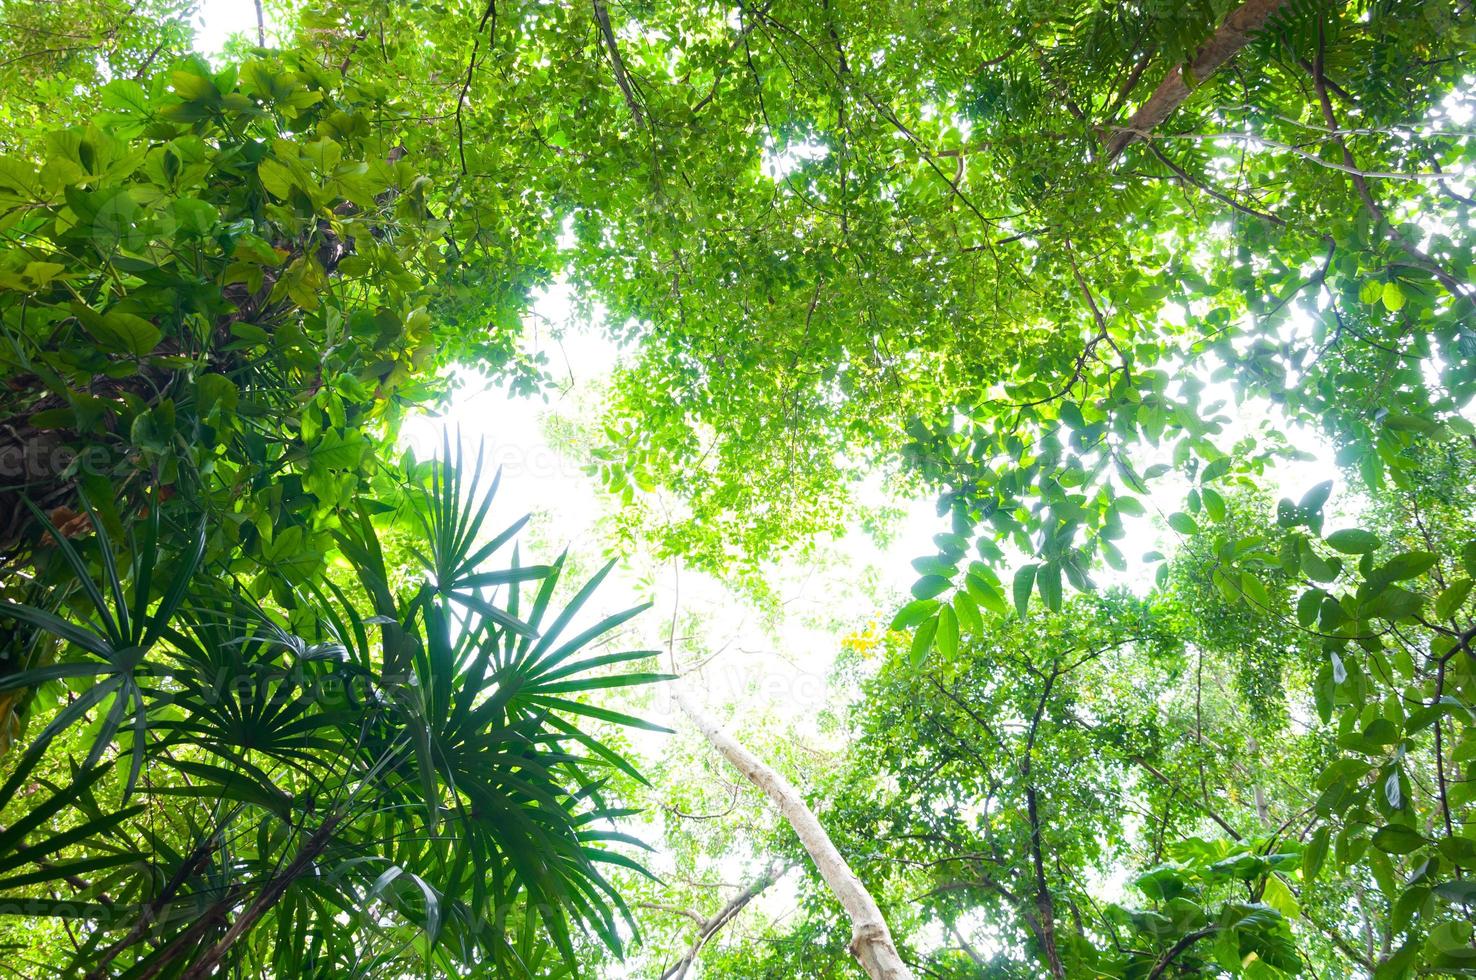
xmin=191 ymin=0 xmax=270 ymax=56
xmin=395 ymin=285 xmax=943 ymax=733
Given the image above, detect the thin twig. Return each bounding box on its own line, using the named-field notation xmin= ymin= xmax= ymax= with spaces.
xmin=455 ymin=1 xmax=498 ymax=175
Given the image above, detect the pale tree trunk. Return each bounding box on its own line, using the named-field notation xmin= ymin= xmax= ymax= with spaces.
xmin=673 ymin=690 xmax=913 ymax=980
xmin=1246 ymin=736 xmax=1273 ymax=829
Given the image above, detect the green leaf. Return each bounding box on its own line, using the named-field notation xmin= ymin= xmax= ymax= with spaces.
xmin=1296 ymin=588 xmax=1325 ymax=627
xmin=1300 ymin=542 xmax=1342 ymax=583
xmin=1037 ymin=562 xmax=1062 ymax=612
xmin=1239 ymin=571 xmax=1269 ymax=609
xmin=1302 ymin=827 xmax=1330 ymax=881
xmin=257 ymin=157 xmax=298 ymax=199
xmin=933 ymin=532 xmax=968 ymax=557
xmin=130 ymin=402 xmax=176 ymax=453
xmin=1435 ymin=578 xmax=1473 ymax=619
xmin=891 ymin=598 xmax=939 ymax=631
xmin=910 ymin=614 xmax=938 ymax=666
xmin=911 ymin=575 xmax=951 ymax=600
xmin=965 ymin=573 xmax=1008 ymax=615
xmin=1300 ymin=480 xmax=1333 ymax=514
xmin=170 ymin=196 xmax=218 ymax=234
xmin=1377 ymin=552 xmax=1438 ymax=581
xmin=305 ymin=430 xmax=368 ymax=470
xmin=951 ymin=591 xmax=982 ymax=635
xmin=101 ymin=78 xmax=151 ymax=114
xmin=1391 ymin=885 xmax=1426 ymax=936
xmin=195 ymin=373 xmax=238 ymax=420
xmin=75 ymin=306 xmax=161 ymax=356
xmin=1200 ymin=457 xmax=1231 ymax=483
xmin=1167 ymin=511 xmax=1199 ymax=535
xmin=1013 ymin=564 xmax=1036 ymax=619
xmin=1262 ymin=873 xmax=1299 ymax=918
xmin=1325 ymin=528 xmax=1380 ymax=554
xmin=170 ymin=68 xmax=220 ymax=102
xmin=1211 ymin=567 xmax=1238 ymax=603
xmin=1384 ymin=770 xmax=1402 ymax=810
xmin=1115 ymin=496 xmax=1146 ymax=517
xmin=1433 ymin=880 xmax=1476 ymax=904
xmin=934 ymin=604 xmax=958 ymax=659
xmin=1313 ymin=664 xmax=1335 ymax=723
xmin=1382 ymin=281 xmax=1405 ymax=311
xmin=1371 ymin=824 xmax=1428 ymax=855
xmin=1201 ymin=487 xmax=1226 ymax=522
xmin=524 ymin=695 xmax=672 ymax=733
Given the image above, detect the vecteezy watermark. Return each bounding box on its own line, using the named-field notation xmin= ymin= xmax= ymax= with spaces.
xmin=398 ymin=427 xmax=592 ymax=484
xmin=0 ymin=436 xmax=116 ymax=483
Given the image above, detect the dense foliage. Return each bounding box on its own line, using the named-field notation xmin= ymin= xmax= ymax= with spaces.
xmin=675 ymin=478 xmax=1476 ymax=977
xmin=1 ymin=0 xmax=1474 ymax=976
xmin=0 ymin=437 xmax=665 ymax=975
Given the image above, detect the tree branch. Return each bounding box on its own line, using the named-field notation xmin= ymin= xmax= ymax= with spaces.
xmin=1103 ymin=0 xmax=1290 ymax=161
xmin=1308 ymin=32 xmax=1468 ymax=300
xmin=657 ymin=863 xmax=793 ymax=980
xmin=455 ymin=1 xmax=498 ymax=175
xmin=593 ymin=0 xmax=646 ymax=127
xmin=675 ymin=690 xmax=912 ymax=979
xmin=1021 ymin=667 xmax=1065 ymax=979
xmin=1147 ymin=927 xmax=1217 ymax=980
xmin=1146 ymin=141 xmax=1285 ymax=226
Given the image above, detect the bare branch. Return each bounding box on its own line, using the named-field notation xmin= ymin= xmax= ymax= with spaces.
xmin=657 ymin=863 xmax=793 ymax=980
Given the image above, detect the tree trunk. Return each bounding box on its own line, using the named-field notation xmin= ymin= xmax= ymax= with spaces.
xmin=1102 ymin=0 xmax=1290 ymax=161
xmin=674 ymin=690 xmax=912 ymax=980
xmin=1025 ymin=786 xmax=1066 ymax=978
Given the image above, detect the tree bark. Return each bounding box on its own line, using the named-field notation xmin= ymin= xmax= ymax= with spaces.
xmin=1024 ymin=785 xmax=1065 ymax=978
xmin=175 ymin=822 xmax=337 ymax=980
xmin=1021 ymin=671 xmax=1065 ymax=978
xmin=1102 ymin=0 xmax=1290 ymax=162
xmin=674 ymin=690 xmax=912 ymax=979
xmin=658 ymin=862 xmax=791 ymax=980
xmin=592 ymin=0 xmax=645 ymax=127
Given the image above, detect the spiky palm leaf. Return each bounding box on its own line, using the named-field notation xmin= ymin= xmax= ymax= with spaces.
xmin=0 ymin=443 xmax=664 ymax=976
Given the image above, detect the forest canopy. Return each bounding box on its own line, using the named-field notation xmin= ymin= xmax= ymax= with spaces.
xmin=0 ymin=0 xmax=1474 ymax=977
